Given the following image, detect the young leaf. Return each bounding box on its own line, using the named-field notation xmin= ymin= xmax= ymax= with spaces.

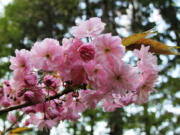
xmin=10 ymin=127 xmax=29 ymax=133
xmin=122 ymin=28 xmax=157 ymax=46
xmin=126 ymin=38 xmax=180 ymax=55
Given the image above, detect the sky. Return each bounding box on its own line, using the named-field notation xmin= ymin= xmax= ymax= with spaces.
xmin=0 ymin=0 xmax=12 ymax=12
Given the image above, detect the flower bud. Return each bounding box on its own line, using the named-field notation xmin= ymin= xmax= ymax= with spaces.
xmin=43 ymin=75 xmax=54 ymax=87
xmin=7 ymin=113 xmax=17 ymax=123
xmin=1 ymin=98 xmax=10 ymax=107
xmin=24 ymin=91 xmax=35 ymax=102
xmin=78 ymin=44 xmax=95 ymax=61
xmin=24 ymin=73 xmax=38 ymax=86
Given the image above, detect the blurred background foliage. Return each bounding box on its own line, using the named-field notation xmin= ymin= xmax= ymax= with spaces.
xmin=0 ymin=0 xmax=180 ymax=135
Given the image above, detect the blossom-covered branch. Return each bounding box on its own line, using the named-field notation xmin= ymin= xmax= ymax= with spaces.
xmin=0 ymin=17 xmax=158 ymax=131
xmin=0 ymin=87 xmax=73 ymax=115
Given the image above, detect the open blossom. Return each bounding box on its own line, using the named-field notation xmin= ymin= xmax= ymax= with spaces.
xmin=94 ymin=33 xmax=125 ymax=65
xmin=134 ymin=46 xmax=158 ymax=104
xmin=105 ymin=58 xmax=139 ymax=94
xmin=72 ymin=17 xmax=105 ymax=38
xmin=62 ymin=93 xmax=87 ymax=120
xmin=62 ymin=38 xmax=83 ymax=64
xmin=24 ymin=73 xmax=38 ymax=86
xmin=30 ymin=38 xmax=62 ymax=71
xmin=57 ymin=38 xmax=83 ymax=81
xmin=10 ymin=49 xmax=31 ymax=72
xmin=43 ymin=74 xmax=60 ymax=89
xmin=70 ymin=64 xmax=87 ymax=85
xmin=84 ymin=61 xmax=107 ymax=89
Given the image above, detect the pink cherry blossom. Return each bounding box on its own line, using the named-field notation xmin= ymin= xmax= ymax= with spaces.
xmin=24 ymin=73 xmax=38 ymax=86
xmin=102 ymin=101 xmax=122 ymax=112
xmin=105 ymin=58 xmax=139 ymax=94
xmin=43 ymin=74 xmax=60 ymax=89
xmin=72 ymin=17 xmax=105 ymax=38
xmin=10 ymin=49 xmax=31 ymax=72
xmin=7 ymin=113 xmax=17 ymax=123
xmin=84 ymin=61 xmax=107 ymax=89
xmin=94 ymin=33 xmax=125 ymax=65
xmin=134 ymin=46 xmax=158 ymax=104
xmin=30 ymin=38 xmax=62 ymax=71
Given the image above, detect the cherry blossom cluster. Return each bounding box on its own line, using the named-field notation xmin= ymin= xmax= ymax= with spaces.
xmin=0 ymin=17 xmax=158 ymax=130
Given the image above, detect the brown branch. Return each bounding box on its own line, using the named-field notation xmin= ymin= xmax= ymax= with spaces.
xmin=2 ymin=113 xmax=25 ymax=135
xmin=0 ymin=87 xmax=73 ymax=115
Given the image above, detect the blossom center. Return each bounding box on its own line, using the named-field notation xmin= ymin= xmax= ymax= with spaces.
xmin=94 ymin=68 xmax=98 ymax=74
xmin=104 ymin=48 xmax=110 ymax=53
xmin=45 ymin=54 xmax=50 ymax=59
xmin=21 ymin=63 xmax=25 ymax=67
xmin=116 ymin=75 xmax=121 ymax=81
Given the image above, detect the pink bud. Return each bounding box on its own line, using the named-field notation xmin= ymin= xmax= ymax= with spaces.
xmin=43 ymin=75 xmax=54 ymax=87
xmin=23 ymin=107 xmax=36 ymax=114
xmin=24 ymin=73 xmax=38 ymax=86
xmin=4 ymin=80 xmax=10 ymax=87
xmin=78 ymin=44 xmax=95 ymax=61
xmin=1 ymin=98 xmax=10 ymax=107
xmin=7 ymin=113 xmax=17 ymax=123
xmin=17 ymin=89 xmax=26 ymax=97
xmin=24 ymin=120 xmax=30 ymax=126
xmin=24 ymin=91 xmax=35 ymax=102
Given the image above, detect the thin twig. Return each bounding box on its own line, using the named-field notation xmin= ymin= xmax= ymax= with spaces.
xmin=0 ymin=87 xmax=73 ymax=115
xmin=2 ymin=113 xmax=25 ymax=135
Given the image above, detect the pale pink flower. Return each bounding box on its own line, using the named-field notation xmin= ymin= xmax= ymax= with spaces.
xmin=94 ymin=33 xmax=125 ymax=64
xmin=10 ymin=70 xmax=25 ymax=90
xmin=7 ymin=113 xmax=17 ymax=123
xmin=58 ymin=38 xmax=83 ymax=81
xmin=72 ymin=17 xmax=105 ymax=38
xmin=134 ymin=45 xmax=158 ymax=74
xmin=133 ymin=46 xmax=158 ymax=104
xmin=30 ymin=38 xmax=62 ymax=71
xmin=10 ymin=49 xmax=31 ymax=71
xmin=38 ymin=119 xmax=57 ymax=131
xmin=78 ymin=44 xmax=95 ymax=62
xmin=62 ymin=93 xmax=87 ymax=120
xmin=24 ymin=91 xmax=35 ymax=102
xmin=84 ymin=61 xmax=107 ymax=89
xmin=10 ymin=71 xmax=37 ymax=91
xmin=28 ymin=114 xmax=57 ymax=130
xmin=62 ymin=38 xmax=83 ymax=64
xmin=102 ymin=101 xmax=121 ymax=112
xmin=113 ymin=92 xmax=134 ymax=106
xmin=1 ymin=97 xmax=10 ymax=107
xmin=70 ymin=64 xmax=87 ymax=85
xmin=105 ymin=59 xmax=139 ymax=94
xmin=43 ymin=74 xmax=59 ymax=88
xmin=24 ymin=73 xmax=38 ymax=86
xmin=23 ymin=106 xmax=36 ymax=114
xmin=47 ymin=108 xmax=59 ymax=119
xmin=79 ymin=90 xmax=103 ymax=109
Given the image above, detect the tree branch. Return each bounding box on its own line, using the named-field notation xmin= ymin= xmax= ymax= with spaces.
xmin=0 ymin=87 xmax=73 ymax=115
